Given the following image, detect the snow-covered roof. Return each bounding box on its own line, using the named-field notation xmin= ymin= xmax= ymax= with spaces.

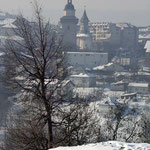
xmin=139 ymin=34 xmax=150 ymax=39
xmin=111 ymin=80 xmax=128 ymax=85
xmin=15 ymin=76 xmax=26 ymax=81
xmin=93 ymin=63 xmax=113 ymax=70
xmin=52 ymin=141 xmax=150 ymax=150
xmin=71 ymin=73 xmax=96 ymax=78
xmin=142 ymin=67 xmax=150 ymax=73
xmin=77 ymin=33 xmax=90 ymax=37
xmin=2 ymin=23 xmax=17 ymax=28
xmin=145 ymin=40 xmax=150 ymax=53
xmin=138 ymin=71 xmax=150 ymax=76
xmin=73 ymin=88 xmax=100 ymax=97
xmin=114 ymin=72 xmax=133 ymax=77
xmin=121 ymin=93 xmax=137 ymax=97
xmin=67 ymin=51 xmax=107 ymax=55
xmin=128 ymin=83 xmax=149 ymax=88
xmin=139 ymin=27 xmax=150 ymax=32
xmin=93 ymin=62 xmax=125 ymax=72
xmin=0 ymin=18 xmax=15 ymax=25
xmin=0 ymin=52 xmax=4 ymax=56
xmin=61 ymin=80 xmax=75 ymax=87
xmin=104 ymin=90 xmax=125 ymax=98
xmin=0 ymin=18 xmax=17 ymax=29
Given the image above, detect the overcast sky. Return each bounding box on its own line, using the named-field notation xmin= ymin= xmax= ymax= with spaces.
xmin=1 ymin=0 xmax=150 ymax=26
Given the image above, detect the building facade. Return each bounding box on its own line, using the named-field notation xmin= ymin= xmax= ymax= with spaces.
xmin=70 ymin=73 xmax=96 ymax=87
xmin=66 ymin=52 xmax=108 ymax=69
xmin=128 ymin=83 xmax=150 ymax=94
xmin=89 ymin=22 xmax=138 ymax=48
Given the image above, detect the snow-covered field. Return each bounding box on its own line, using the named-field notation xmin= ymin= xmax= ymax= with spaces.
xmin=52 ymin=141 xmax=150 ymax=150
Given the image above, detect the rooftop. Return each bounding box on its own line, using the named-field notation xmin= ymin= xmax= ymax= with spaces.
xmin=93 ymin=63 xmax=113 ymax=70
xmin=77 ymin=33 xmax=91 ymax=37
xmin=67 ymin=52 xmax=107 ymax=55
xmin=71 ymin=73 xmax=96 ymax=78
xmin=139 ymin=34 xmax=150 ymax=39
xmin=145 ymin=40 xmax=150 ymax=53
xmin=0 ymin=18 xmax=17 ymax=28
xmin=128 ymin=83 xmax=149 ymax=88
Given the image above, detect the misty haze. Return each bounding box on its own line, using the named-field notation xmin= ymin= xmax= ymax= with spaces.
xmin=0 ymin=0 xmax=150 ymax=150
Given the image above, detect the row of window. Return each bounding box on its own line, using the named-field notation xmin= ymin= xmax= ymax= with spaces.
xmin=129 ymin=87 xmax=148 ymax=92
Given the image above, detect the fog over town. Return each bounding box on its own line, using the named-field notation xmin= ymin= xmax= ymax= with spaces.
xmin=0 ymin=0 xmax=150 ymax=150
xmin=0 ymin=0 xmax=150 ymax=25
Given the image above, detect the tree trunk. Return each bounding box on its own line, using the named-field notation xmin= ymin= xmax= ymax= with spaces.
xmin=47 ymin=114 xmax=53 ymax=148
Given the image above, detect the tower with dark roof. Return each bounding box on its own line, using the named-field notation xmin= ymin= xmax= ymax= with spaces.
xmin=77 ymin=9 xmax=92 ymax=50
xmin=60 ymin=0 xmax=78 ymax=48
xmin=79 ymin=10 xmax=90 ymax=34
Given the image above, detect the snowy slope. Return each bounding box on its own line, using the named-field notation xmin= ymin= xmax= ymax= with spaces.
xmin=52 ymin=141 xmax=150 ymax=150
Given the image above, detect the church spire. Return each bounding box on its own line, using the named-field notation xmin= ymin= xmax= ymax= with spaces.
xmin=79 ymin=9 xmax=90 ymax=34
xmin=81 ymin=9 xmax=89 ymax=23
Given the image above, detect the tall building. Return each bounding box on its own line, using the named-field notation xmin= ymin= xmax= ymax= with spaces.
xmin=89 ymin=22 xmax=138 ymax=48
xmin=61 ymin=2 xmax=108 ymax=69
xmin=60 ymin=0 xmax=78 ymax=48
xmin=77 ymin=10 xmax=92 ymax=50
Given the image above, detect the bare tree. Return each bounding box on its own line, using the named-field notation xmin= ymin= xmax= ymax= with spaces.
xmin=4 ymin=1 xmax=68 ymax=148
xmin=4 ymin=111 xmax=48 ymax=150
xmin=100 ymin=101 xmax=139 ymax=142
xmin=54 ymin=101 xmax=99 ymax=146
xmin=139 ymin=111 xmax=150 ymax=143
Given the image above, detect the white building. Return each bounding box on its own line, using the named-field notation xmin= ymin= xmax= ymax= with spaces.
xmin=77 ymin=33 xmax=92 ymax=50
xmin=120 ymin=57 xmax=131 ymax=66
xmin=70 ymin=73 xmax=96 ymax=87
xmin=145 ymin=40 xmax=150 ymax=53
xmin=128 ymin=83 xmax=150 ymax=94
xmin=66 ymin=52 xmax=108 ymax=69
xmin=111 ymin=81 xmax=128 ymax=91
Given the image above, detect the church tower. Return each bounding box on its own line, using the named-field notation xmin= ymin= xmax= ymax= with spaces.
xmin=79 ymin=10 xmax=89 ymax=34
xmin=60 ymin=0 xmax=78 ymax=48
xmin=77 ymin=9 xmax=92 ymax=50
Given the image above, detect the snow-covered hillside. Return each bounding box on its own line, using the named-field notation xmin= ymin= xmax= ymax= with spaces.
xmin=52 ymin=141 xmax=150 ymax=150
xmin=0 ymin=10 xmax=16 ymax=20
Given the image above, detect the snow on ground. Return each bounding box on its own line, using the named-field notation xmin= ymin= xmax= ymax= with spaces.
xmin=52 ymin=141 xmax=150 ymax=150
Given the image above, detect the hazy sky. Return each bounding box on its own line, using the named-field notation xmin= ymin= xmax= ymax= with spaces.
xmin=1 ymin=0 xmax=150 ymax=26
